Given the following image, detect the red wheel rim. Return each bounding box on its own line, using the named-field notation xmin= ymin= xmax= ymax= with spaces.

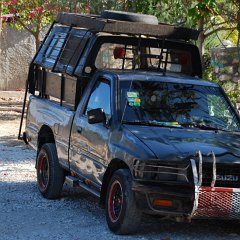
xmin=108 ymin=180 xmax=123 ymax=222
xmin=38 ymin=152 xmax=49 ymax=190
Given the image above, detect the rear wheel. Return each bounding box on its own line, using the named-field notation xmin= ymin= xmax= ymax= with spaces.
xmin=37 ymin=143 xmax=65 ymax=199
xmin=106 ymin=169 xmax=142 ymax=234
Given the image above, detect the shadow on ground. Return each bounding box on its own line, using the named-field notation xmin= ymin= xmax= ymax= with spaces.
xmin=0 ymin=180 xmax=239 ymax=240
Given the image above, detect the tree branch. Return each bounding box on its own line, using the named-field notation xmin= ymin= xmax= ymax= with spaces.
xmin=14 ymin=14 xmax=36 ymax=36
xmin=210 ymin=21 xmax=232 ymax=27
xmin=205 ymin=26 xmax=237 ymax=38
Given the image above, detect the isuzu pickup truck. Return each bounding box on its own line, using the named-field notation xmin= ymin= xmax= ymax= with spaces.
xmin=19 ymin=10 xmax=240 ymax=234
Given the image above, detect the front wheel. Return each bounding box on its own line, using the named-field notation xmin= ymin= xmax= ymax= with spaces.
xmin=36 ymin=143 xmax=65 ymax=199
xmin=106 ymin=169 xmax=142 ymax=234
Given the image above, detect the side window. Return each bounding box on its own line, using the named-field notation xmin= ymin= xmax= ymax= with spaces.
xmin=54 ymin=29 xmax=91 ymax=74
xmin=85 ymin=80 xmax=111 ymax=120
xmin=34 ymin=26 xmax=90 ymax=73
xmin=34 ymin=26 xmax=70 ymax=69
xmin=44 ymin=33 xmax=66 ymax=63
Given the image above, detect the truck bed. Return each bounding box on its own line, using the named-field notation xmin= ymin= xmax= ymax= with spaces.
xmin=25 ymin=96 xmax=75 ymax=169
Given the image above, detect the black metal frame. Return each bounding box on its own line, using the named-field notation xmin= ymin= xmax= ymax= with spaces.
xmin=56 ymin=12 xmax=200 ymax=41
xmin=18 ymin=21 xmax=56 ymax=140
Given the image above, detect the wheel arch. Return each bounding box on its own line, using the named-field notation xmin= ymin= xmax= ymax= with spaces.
xmin=100 ymin=158 xmax=130 ymax=207
xmin=37 ymin=125 xmax=55 ymax=153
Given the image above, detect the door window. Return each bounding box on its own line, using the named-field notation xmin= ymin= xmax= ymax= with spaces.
xmin=85 ymin=80 xmax=111 ymax=121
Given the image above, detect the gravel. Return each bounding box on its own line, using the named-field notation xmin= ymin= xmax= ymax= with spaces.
xmin=1 ymin=115 xmax=240 ymax=239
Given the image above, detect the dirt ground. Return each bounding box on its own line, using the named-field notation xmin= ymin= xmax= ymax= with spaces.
xmin=1 ymin=106 xmax=240 ymax=239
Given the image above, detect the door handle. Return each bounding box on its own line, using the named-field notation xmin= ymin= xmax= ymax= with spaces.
xmin=77 ymin=127 xmax=82 ymax=134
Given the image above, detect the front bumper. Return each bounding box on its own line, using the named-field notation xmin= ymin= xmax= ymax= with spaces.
xmin=132 ymin=181 xmax=194 ymax=216
xmin=132 ymin=152 xmax=240 ymax=220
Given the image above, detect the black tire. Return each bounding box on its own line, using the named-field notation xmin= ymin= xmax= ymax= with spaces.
xmin=36 ymin=143 xmax=65 ymax=199
xmin=101 ymin=10 xmax=158 ymax=25
xmin=106 ymin=169 xmax=142 ymax=235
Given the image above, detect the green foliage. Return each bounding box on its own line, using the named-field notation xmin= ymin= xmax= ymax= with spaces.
xmin=1 ymin=0 xmax=61 ymax=48
xmin=188 ymin=0 xmax=218 ymax=22
xmin=127 ymin=0 xmax=193 ymax=26
xmin=202 ymin=53 xmax=213 ymax=80
xmin=1 ymin=0 xmax=59 ymax=28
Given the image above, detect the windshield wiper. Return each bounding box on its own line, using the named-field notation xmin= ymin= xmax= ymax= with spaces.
xmin=122 ymin=120 xmax=149 ymax=126
xmin=122 ymin=120 xmax=182 ymax=128
xmin=181 ymin=122 xmax=229 ymax=132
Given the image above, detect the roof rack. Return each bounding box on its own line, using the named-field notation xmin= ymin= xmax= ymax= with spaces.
xmin=56 ymin=12 xmax=200 ymax=41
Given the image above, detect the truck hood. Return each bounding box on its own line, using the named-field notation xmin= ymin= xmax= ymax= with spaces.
xmin=126 ymin=125 xmax=240 ymax=162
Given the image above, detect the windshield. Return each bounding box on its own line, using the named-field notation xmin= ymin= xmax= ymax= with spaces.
xmin=120 ymin=80 xmax=240 ymax=131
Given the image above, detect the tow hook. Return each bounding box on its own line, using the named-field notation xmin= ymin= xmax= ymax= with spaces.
xmin=175 ymin=216 xmax=192 ymax=223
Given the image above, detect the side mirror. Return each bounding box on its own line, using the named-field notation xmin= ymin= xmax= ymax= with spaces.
xmin=87 ymin=108 xmax=106 ymax=124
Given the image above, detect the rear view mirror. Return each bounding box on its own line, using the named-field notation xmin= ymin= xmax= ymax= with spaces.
xmin=87 ymin=108 xmax=106 ymax=124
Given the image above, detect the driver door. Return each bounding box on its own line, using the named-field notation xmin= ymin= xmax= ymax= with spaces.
xmin=70 ymin=78 xmax=111 ymax=187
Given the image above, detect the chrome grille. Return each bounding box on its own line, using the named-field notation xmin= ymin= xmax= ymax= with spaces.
xmin=201 ymin=164 xmax=240 ymax=188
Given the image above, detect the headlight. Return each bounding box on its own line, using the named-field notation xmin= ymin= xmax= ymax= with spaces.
xmin=133 ymin=160 xmax=190 ymax=183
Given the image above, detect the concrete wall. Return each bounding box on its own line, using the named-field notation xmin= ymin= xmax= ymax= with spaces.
xmin=211 ymin=46 xmax=240 ymax=107
xmin=0 ymin=27 xmax=36 ymax=91
xmin=211 ymin=47 xmax=240 ymax=92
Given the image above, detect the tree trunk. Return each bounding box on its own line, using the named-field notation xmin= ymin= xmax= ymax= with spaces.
xmin=34 ymin=21 xmax=42 ymax=51
xmin=237 ymin=7 xmax=240 ymax=75
xmin=34 ymin=30 xmax=41 ymax=51
xmin=198 ymin=17 xmax=205 ymax=65
xmin=123 ymin=0 xmax=129 ymax=11
xmin=0 ymin=1 xmax=3 ymax=34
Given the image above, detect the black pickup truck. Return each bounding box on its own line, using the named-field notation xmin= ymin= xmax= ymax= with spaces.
xmin=19 ymin=10 xmax=240 ymax=234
